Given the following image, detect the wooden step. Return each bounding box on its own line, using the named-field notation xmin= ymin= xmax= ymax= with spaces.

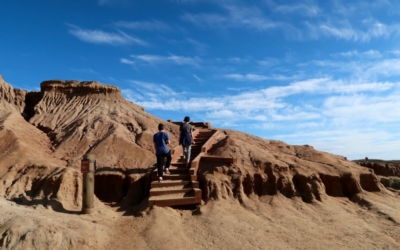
xmin=150 ymin=186 xmax=194 ymax=196
xmin=194 ymin=137 xmax=210 ymax=140
xmin=167 ymin=168 xmax=190 ymax=175
xmin=151 ymin=180 xmax=197 ymax=188
xmin=170 ymin=162 xmax=189 ymax=167
xmin=148 ymin=189 xmax=202 ymax=207
xmin=160 ymin=173 xmax=191 ymax=181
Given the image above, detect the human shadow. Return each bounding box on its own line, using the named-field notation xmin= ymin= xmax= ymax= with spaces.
xmin=11 ymin=196 xmax=81 ymax=215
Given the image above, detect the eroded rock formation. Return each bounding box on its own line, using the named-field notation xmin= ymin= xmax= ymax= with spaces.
xmin=0 ymin=75 xmax=393 ymax=212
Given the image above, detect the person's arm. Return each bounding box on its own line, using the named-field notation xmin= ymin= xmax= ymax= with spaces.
xmin=153 ymin=135 xmax=157 ymax=153
xmin=165 ymin=133 xmax=171 ymax=145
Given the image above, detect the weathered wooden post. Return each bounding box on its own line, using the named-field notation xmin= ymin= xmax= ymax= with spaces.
xmin=81 ymin=154 xmax=95 ymax=214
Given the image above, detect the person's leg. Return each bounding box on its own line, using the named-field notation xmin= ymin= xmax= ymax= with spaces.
xmin=156 ymin=154 xmax=163 ymax=181
xmin=164 ymin=151 xmax=172 ymax=174
xmin=183 ymin=145 xmax=189 ymax=163
xmin=186 ymin=145 xmax=192 ymax=167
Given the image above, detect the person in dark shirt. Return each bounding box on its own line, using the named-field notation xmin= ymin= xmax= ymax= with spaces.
xmin=179 ymin=116 xmax=195 ymax=167
xmin=153 ymin=123 xmax=171 ymax=182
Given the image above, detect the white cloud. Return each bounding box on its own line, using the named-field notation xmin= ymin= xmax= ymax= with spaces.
xmin=323 ymin=93 xmax=400 ymax=122
xmin=193 ymin=74 xmax=202 ymax=82
xmin=367 ymin=59 xmax=400 ymax=76
xmin=98 ymin=0 xmax=132 ymax=6
xmin=224 ymin=73 xmax=269 ymax=81
xmin=68 ymin=68 xmax=98 ymax=74
xmin=306 ymin=21 xmax=400 ymax=42
xmin=114 ymin=20 xmax=170 ymax=31
xmin=274 ymin=3 xmax=321 ymax=16
xmin=125 ymin=80 xmax=179 ymax=102
xmin=129 ymin=54 xmax=202 ymax=67
xmin=120 ymin=58 xmax=135 ymax=65
xmin=278 ymin=128 xmax=400 ymax=160
xmin=333 ymin=50 xmax=382 ymax=58
xmin=389 ymin=50 xmax=400 ymax=56
xmin=68 ymin=25 xmax=147 ymax=46
xmin=181 ymin=5 xmax=280 ymax=31
xmin=303 ymin=58 xmax=400 ymax=79
xmin=257 ymin=57 xmax=280 ymax=67
xmin=186 ymin=38 xmax=209 ymax=54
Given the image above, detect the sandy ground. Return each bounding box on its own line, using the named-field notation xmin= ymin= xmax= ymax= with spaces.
xmin=2 ymin=189 xmax=391 ymax=250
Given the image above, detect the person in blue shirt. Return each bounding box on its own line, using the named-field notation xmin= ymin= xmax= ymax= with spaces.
xmin=153 ymin=123 xmax=171 ymax=182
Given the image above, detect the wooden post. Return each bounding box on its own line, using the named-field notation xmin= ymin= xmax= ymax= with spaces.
xmin=81 ymin=154 xmax=95 ymax=214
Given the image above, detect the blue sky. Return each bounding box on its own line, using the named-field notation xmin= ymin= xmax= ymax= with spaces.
xmin=1 ymin=0 xmax=400 ymax=160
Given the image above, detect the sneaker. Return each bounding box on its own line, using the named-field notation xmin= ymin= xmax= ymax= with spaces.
xmin=158 ymin=177 xmax=163 ymax=183
xmin=164 ymin=168 xmax=171 ymax=175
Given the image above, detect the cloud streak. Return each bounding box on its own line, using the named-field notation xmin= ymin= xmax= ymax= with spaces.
xmin=114 ymin=20 xmax=171 ymax=31
xmin=181 ymin=5 xmax=280 ymax=31
xmin=68 ymin=24 xmax=148 ymax=46
xmin=125 ymin=54 xmax=202 ymax=67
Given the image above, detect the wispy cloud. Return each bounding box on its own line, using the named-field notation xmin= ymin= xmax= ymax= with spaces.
xmin=123 ymin=80 xmax=179 ymax=102
xmin=181 ymin=5 xmax=280 ymax=31
xmin=331 ymin=50 xmax=382 ymax=58
xmin=68 ymin=68 xmax=98 ymax=74
xmin=127 ymin=54 xmax=202 ymax=67
xmin=257 ymin=57 xmax=280 ymax=67
xmin=186 ymin=38 xmax=209 ymax=54
xmin=120 ymin=58 xmax=135 ymax=65
xmin=114 ymin=20 xmax=170 ymax=31
xmin=304 ymin=58 xmax=400 ymax=79
xmin=267 ymin=1 xmax=321 ymax=16
xmin=98 ymin=0 xmax=109 ymax=5
xmin=224 ymin=73 xmax=269 ymax=81
xmin=125 ymin=77 xmax=398 ymax=113
xmin=67 ymin=24 xmax=148 ymax=46
xmin=193 ymin=74 xmax=202 ymax=82
xmin=305 ymin=21 xmax=400 ymax=42
xmin=98 ymin=0 xmax=132 ymax=6
xmin=224 ymin=73 xmax=299 ymax=82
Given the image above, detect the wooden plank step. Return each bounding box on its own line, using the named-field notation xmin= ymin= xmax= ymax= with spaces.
xmin=161 ymin=173 xmax=191 ymax=181
xmin=148 ymin=189 xmax=201 ymax=207
xmin=151 ymin=180 xmax=198 ymax=188
xmin=168 ymin=169 xmax=189 ymax=175
xmin=152 ymin=167 xmax=189 ymax=174
xmin=151 ymin=181 xmax=199 ymax=188
xmin=150 ymin=186 xmax=193 ymax=196
xmin=170 ymin=162 xmax=187 ymax=167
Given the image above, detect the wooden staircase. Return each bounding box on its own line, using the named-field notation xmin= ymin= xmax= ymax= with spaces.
xmin=148 ymin=122 xmax=237 ymax=207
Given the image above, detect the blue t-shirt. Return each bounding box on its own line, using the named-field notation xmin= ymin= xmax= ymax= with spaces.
xmin=153 ymin=131 xmax=170 ymax=155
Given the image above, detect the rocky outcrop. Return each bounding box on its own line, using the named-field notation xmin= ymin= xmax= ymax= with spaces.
xmin=0 ymin=76 xmax=181 ymax=210
xmin=198 ymin=131 xmax=383 ymax=204
xmin=40 ymin=80 xmax=120 ymax=95
xmin=357 ymin=162 xmax=400 ymax=177
xmin=378 ymin=176 xmax=400 ymax=190
xmin=0 ymin=75 xmax=27 ymax=113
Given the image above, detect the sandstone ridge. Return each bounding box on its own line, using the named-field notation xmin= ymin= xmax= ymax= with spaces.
xmin=40 ymin=80 xmax=121 ymax=95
